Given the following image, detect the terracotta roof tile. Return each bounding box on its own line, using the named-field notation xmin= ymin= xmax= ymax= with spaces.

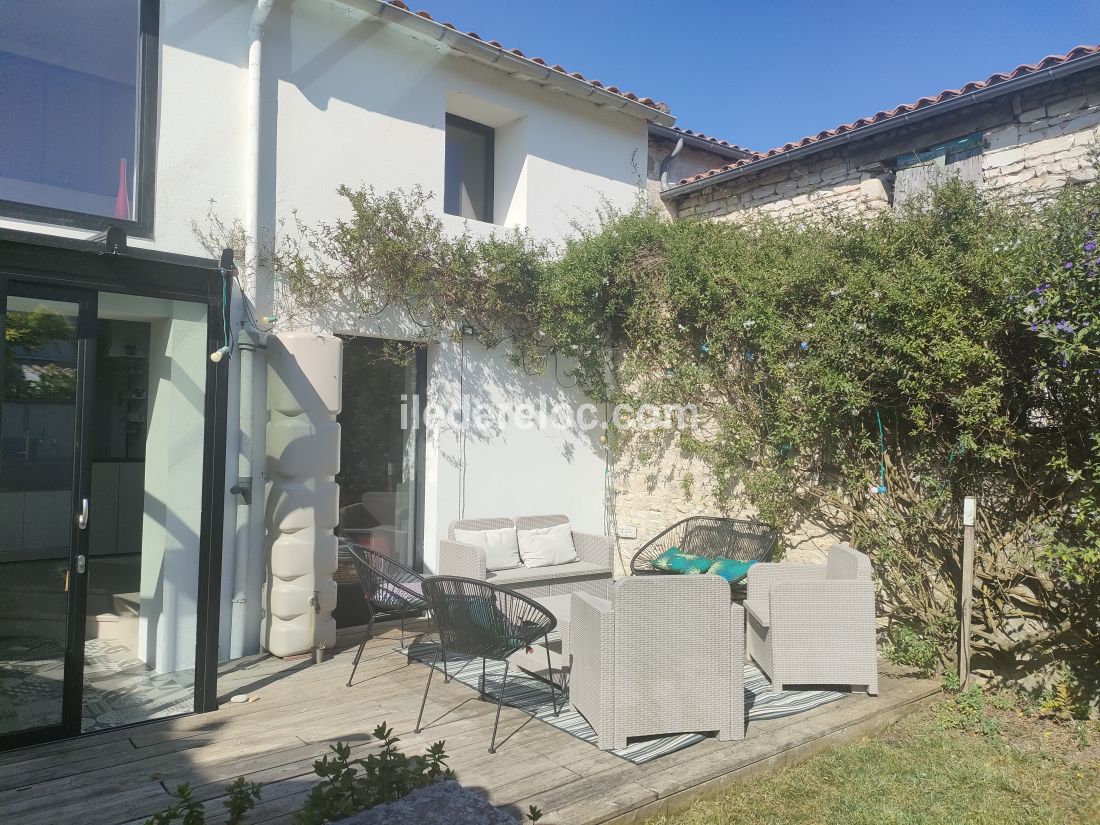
xmin=676 ymin=44 xmax=1100 ymax=186
xmin=382 ymin=0 xmax=667 ymax=113
xmin=667 ymin=126 xmax=759 ymax=157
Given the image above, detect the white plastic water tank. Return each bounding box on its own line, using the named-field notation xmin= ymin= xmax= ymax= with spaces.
xmin=262 ymin=333 xmax=342 ymax=657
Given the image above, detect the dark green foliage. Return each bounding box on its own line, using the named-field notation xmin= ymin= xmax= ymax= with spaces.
xmin=293 ymin=723 xmax=452 ymax=825
xmin=886 ymin=624 xmax=941 ymax=676
xmin=145 ymin=724 xmax=451 ymax=825
xmin=145 ymin=778 xmax=261 ymax=825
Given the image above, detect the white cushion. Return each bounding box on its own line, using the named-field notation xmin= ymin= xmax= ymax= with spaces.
xmin=517 ymin=522 xmax=578 ymax=568
xmin=453 ymin=526 xmax=522 ymax=571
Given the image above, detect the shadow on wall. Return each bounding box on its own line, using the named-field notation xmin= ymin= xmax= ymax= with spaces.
xmin=611 ymin=426 xmax=840 ymax=570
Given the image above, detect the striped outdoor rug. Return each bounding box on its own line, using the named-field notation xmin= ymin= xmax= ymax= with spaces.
xmin=406 ymin=641 xmax=846 ymax=764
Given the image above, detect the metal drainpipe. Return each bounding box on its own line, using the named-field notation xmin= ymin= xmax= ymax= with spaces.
xmin=659 ymin=137 xmax=684 ymax=191
xmin=230 ymin=0 xmax=275 ymax=658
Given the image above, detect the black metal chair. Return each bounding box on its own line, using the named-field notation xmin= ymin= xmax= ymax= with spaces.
xmin=628 ymin=516 xmax=779 ymax=596
xmin=345 ymin=544 xmax=428 ymax=687
xmin=415 ymin=576 xmax=559 ymax=753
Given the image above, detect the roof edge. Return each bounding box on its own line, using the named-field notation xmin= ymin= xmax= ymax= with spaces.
xmin=665 ymin=48 xmax=1100 ymax=199
xmin=648 ymin=124 xmax=756 ymax=160
xmin=342 ymin=0 xmax=676 ymax=126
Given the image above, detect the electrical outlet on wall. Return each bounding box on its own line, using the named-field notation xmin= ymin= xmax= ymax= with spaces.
xmin=616 ymin=524 xmax=638 ymax=539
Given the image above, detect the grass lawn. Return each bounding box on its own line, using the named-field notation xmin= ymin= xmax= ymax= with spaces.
xmin=649 ymin=688 xmax=1100 ymax=825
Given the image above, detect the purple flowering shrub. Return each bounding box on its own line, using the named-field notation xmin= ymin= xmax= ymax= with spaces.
xmin=1020 ymin=194 xmax=1100 ymax=586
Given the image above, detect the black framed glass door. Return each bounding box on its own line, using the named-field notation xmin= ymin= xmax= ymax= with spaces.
xmin=0 ymin=281 xmax=96 ymax=747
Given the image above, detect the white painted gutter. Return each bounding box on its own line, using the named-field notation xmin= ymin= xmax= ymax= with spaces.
xmin=340 ymin=0 xmax=675 ymax=126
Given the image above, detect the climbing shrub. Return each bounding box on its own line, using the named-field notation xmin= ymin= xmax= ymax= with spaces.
xmin=272 ymin=177 xmax=1100 ymax=700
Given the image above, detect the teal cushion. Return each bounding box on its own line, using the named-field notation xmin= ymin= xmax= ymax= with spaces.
xmin=708 ymin=558 xmax=758 ymax=583
xmin=666 ymin=552 xmax=713 ymax=575
xmin=443 ymin=594 xmax=530 ymax=648
xmin=649 ymin=546 xmax=681 ymax=571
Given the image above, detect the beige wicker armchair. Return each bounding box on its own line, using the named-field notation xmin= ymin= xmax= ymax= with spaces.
xmin=438 ymin=515 xmax=613 ymax=600
xmin=744 ymin=543 xmax=878 ymax=695
xmin=569 ymin=576 xmax=745 ymax=750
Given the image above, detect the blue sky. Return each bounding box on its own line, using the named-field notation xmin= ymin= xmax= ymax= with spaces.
xmin=423 ymin=0 xmax=1099 ymax=151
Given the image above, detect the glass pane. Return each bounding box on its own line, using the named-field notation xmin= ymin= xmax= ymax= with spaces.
xmin=81 ymin=293 xmax=205 ymax=731
xmin=335 ymin=339 xmax=420 ymax=629
xmin=0 ymin=0 xmax=141 ymax=219
xmin=444 ymin=118 xmax=492 ymax=222
xmin=0 ymin=294 xmax=80 ymax=736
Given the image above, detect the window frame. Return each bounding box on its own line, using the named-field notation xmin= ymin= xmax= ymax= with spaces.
xmin=444 ymin=113 xmax=495 ymax=224
xmin=0 ymin=0 xmax=159 ymax=238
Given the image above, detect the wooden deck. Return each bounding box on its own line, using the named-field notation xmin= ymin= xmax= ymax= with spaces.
xmin=0 ymin=619 xmax=939 ymax=825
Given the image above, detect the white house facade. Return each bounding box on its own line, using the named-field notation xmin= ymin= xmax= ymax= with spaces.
xmin=0 ymin=0 xmax=675 ymax=748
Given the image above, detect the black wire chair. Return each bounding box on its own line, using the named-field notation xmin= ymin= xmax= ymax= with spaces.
xmin=345 ymin=544 xmax=429 ymax=687
xmin=415 ymin=576 xmax=559 ymax=754
xmin=628 ymin=516 xmax=779 ymax=595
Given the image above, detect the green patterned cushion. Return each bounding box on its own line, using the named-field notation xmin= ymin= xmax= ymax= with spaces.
xmin=649 ymin=547 xmax=681 ymax=571
xmin=666 ymin=552 xmax=713 ymax=575
xmin=708 ymin=558 xmax=757 ymax=582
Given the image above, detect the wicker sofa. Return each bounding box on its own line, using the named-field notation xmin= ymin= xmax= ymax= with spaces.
xmin=744 ymin=542 xmax=878 ymax=695
xmin=569 ymin=576 xmax=745 ymax=750
xmin=438 ymin=515 xmax=613 ymax=600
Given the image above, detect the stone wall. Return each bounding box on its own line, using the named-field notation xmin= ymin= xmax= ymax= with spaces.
xmin=646 ymin=135 xmax=746 ymax=216
xmin=610 ymin=433 xmax=836 ymax=572
xmin=672 ymin=69 xmax=1100 ymax=224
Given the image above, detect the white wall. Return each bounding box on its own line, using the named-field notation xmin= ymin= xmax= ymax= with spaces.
xmin=137 ymin=299 xmax=207 ymax=673
xmin=0 ymin=0 xmax=650 ymax=652
xmin=420 ymin=338 xmax=610 ymax=572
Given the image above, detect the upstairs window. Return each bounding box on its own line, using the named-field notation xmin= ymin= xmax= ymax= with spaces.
xmin=0 ymin=0 xmax=156 ymax=231
xmin=444 ymin=114 xmax=494 ymax=223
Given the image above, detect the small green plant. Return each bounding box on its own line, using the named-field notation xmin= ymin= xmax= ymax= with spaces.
xmin=1039 ymin=672 xmax=1091 ymax=722
xmin=527 ymin=804 xmax=544 ymax=821
xmin=885 ymin=624 xmax=939 ymax=676
xmin=679 ymin=471 xmax=695 ymax=499
xmin=146 ymin=783 xmax=204 ymax=825
xmin=943 ymin=684 xmax=1002 ymax=738
xmin=224 ymin=777 xmax=263 ymax=825
xmin=145 ymin=778 xmax=262 ymax=825
xmin=1074 ymin=720 xmax=1091 ymax=750
xmin=941 ymin=670 xmax=962 ymax=694
xmin=293 ymin=723 xmax=452 ymax=825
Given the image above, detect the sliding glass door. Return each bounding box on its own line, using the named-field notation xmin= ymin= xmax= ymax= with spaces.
xmin=0 ymin=283 xmax=96 ymax=743
xmin=0 ymin=281 xmax=212 ymax=746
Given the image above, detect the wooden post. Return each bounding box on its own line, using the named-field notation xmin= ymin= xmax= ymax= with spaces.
xmin=959 ymin=496 xmax=976 ymax=686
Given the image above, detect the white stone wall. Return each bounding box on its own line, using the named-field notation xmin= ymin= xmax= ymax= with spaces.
xmin=676 ymin=156 xmax=890 ymax=223
xmin=982 ymin=86 xmax=1100 ymax=198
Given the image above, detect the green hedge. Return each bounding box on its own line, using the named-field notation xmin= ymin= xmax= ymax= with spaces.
xmin=276 ymin=177 xmax=1100 ymax=698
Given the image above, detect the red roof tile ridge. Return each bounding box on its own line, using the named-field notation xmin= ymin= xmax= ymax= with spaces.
xmin=381 ymin=0 xmax=668 ymax=113
xmin=676 ymin=43 xmax=1100 ymax=186
xmin=665 ymin=126 xmax=760 ymax=156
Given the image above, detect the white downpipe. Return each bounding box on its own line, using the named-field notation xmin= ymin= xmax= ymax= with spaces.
xmin=245 ymin=0 xmax=274 ymax=282
xmin=230 ymin=0 xmax=275 ymax=659
xmin=230 ymin=331 xmax=256 ymax=658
